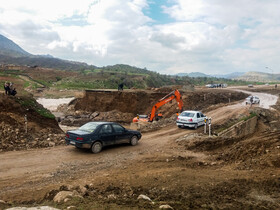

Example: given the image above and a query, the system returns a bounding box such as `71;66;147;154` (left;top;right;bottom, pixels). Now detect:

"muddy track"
0;89;278;202
0;125;191;201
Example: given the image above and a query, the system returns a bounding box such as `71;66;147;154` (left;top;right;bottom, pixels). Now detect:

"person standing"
4;81;10;95
9;82;13;90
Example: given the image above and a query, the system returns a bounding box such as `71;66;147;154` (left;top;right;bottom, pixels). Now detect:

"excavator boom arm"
149;89;183;121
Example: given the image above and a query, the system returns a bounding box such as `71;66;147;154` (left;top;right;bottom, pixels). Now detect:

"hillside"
0;34;30;57
237;71;280;82
176;72;210;78
0;34;270;88
0;34;93;71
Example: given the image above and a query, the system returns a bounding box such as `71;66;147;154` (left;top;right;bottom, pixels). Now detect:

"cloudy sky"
0;0;279;75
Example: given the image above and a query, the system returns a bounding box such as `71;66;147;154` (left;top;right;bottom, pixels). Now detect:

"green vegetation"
1;63;271;91
36;108;55;119
241;112;257;121
17;97;55;119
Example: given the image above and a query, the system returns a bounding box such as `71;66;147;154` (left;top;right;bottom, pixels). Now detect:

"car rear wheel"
194;123;198;129
91;141;102;154
130;135;138;146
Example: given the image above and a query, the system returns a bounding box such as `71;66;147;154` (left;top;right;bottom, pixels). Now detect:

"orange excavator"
133;89;184;122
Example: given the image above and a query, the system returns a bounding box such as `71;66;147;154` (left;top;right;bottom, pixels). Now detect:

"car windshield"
78;122;100;133
181;112;195;117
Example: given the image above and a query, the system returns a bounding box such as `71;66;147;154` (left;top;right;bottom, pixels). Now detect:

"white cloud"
0;0;279;74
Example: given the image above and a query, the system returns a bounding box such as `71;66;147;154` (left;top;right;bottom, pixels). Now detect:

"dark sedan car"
65;122;142;153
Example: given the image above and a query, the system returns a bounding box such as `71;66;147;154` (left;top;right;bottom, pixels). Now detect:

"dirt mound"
68;89;248;124
60;110;135;126
217;130;280;169
178;116;280;170
0;94;64;152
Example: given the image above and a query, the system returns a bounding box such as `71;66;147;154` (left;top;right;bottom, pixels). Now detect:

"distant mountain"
176;72;210;77
0;34;93;70
236;71;280;82
0;34;30;57
176;71;246;79
212;72;245;79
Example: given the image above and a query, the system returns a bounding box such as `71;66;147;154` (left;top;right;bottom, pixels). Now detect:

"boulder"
159;204;174;209
137;194;152;202
53;191;83;203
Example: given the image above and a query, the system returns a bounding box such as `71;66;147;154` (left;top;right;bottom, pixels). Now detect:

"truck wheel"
130;136;138;146
91;141;102;154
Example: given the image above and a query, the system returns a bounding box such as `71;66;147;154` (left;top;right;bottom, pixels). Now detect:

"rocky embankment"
0;94;64;152
0;122;65;151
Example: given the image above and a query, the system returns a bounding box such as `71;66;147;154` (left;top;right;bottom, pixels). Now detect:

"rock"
159;204;174;209
107;194;117;199
137;194;152;202
0;200;7;209
53;191;83;203
67;206;77;210
78;185;88;196
48;142;56;147
64;198;71;203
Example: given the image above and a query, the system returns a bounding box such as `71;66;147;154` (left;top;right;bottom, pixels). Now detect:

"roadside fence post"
208;117;212;137
204;118;207;134
24;114;27;134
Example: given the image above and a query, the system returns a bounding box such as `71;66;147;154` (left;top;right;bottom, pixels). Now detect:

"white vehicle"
176;110;207;129
245;96;260;104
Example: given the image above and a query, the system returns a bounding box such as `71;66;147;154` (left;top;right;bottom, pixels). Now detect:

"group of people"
4;81;17;96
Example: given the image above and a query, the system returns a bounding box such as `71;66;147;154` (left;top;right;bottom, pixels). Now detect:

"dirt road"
0;125;195;201
0;89;279;208
235;89;278;109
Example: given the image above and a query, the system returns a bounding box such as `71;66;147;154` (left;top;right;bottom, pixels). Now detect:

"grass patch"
240;112;257;121
17;97;55;119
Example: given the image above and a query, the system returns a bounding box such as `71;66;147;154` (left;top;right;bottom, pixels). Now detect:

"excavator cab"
155;113;163;121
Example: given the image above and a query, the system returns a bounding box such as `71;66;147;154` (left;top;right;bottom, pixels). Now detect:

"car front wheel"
130;136;138;146
91;141;102;154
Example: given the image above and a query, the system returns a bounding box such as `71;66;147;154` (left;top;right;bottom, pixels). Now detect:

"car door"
98;124;115;146
112;124;131;144
196;112;201;125
200;113;206;125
